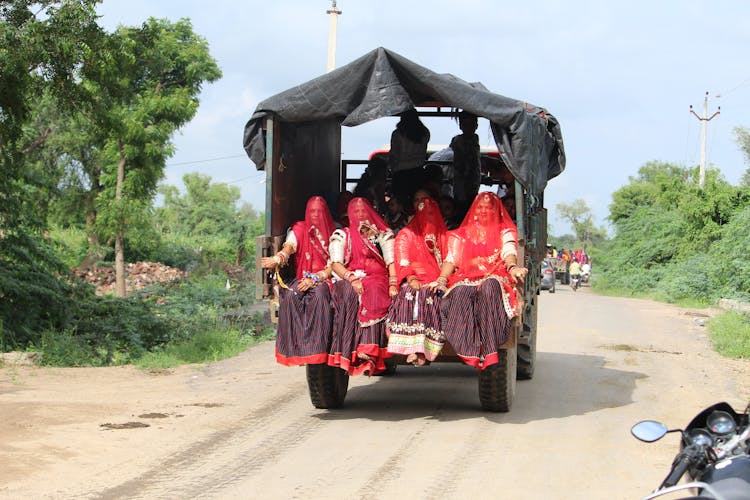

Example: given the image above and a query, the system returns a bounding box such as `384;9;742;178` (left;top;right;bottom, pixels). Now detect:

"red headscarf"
394;197;448;284
447;192;518;285
291;196;335;280
346;197;392;325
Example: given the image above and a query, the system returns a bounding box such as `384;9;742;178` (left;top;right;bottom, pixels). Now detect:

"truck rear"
243;47;565;412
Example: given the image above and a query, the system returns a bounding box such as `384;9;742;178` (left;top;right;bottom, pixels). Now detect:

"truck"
243;47;566;412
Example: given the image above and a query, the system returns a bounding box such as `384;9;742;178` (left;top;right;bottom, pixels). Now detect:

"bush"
708;312;750;359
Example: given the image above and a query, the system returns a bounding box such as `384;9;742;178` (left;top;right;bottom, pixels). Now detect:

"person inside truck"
447;111;482;218
430;192;528;370
259;196;336;366
328;197;397;376
384;193;408;234
387;197;448;366
353;155;388;217
389;108;430;209
334;190;354;228
438;194;460;230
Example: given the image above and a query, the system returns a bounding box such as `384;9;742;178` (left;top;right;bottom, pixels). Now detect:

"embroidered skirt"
275;278;333;366
328;279;389;375
440;277;511;370
386;284;445;361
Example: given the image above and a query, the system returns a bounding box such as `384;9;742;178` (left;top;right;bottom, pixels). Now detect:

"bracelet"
273;255;281;265
275;252;288;266
316;271;326;281
436;276;448;286
388;276;398;285
507;264;518;273
303;271;320;284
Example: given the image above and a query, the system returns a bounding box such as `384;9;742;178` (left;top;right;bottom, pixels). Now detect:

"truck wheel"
518;303;537;380
306;364;349;409
478;347;516;412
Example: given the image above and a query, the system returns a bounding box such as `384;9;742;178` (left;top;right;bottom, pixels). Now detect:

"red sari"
275;196;335;366
328;197;394;375
441;192;520;369
387;198;448;361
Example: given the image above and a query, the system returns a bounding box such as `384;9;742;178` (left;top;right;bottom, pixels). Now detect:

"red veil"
394;197;448;284
346;197;392;325
447;192;519;285
291;196;336;281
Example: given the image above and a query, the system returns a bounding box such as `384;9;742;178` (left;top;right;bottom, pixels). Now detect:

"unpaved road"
1;287;749;499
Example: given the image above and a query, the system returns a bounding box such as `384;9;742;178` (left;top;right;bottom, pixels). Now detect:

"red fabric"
291;196;336;281
447;192;518;285
346;197;392;325
394;197;448;284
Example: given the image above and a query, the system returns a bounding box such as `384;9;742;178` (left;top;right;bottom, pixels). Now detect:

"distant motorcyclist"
569;259;581;290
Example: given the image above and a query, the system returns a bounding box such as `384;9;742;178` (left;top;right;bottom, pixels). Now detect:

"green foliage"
707;311;750;359
596;161;749;304
555;199;607;248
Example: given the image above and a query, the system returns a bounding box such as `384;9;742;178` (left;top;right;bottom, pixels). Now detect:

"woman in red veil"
328;197;397;376
387;197;448;365
260;196;335;366
430;192;528;369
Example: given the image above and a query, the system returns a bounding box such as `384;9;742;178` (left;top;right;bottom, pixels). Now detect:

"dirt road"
1;287;748;499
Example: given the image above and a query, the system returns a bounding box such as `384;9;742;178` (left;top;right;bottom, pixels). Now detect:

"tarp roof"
243;47;565;195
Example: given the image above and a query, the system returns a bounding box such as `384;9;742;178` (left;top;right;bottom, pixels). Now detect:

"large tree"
555;199;607;249
78;18;221;296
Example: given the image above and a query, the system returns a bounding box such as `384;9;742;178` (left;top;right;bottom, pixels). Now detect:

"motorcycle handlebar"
661;445;701;489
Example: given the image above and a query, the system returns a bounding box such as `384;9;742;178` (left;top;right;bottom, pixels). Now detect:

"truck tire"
518;301;537;380
478;347;516;412
306;364;349;409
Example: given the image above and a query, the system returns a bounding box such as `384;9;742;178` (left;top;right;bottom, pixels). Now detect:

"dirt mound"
73;262;186;295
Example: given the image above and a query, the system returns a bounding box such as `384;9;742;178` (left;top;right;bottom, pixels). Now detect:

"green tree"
734;126;750;187
0;1;103;348
81;18;222;296
555;199;607;249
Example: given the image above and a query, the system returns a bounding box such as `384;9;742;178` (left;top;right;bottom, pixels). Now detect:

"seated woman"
430;192;528;369
387;197;448;366
260;196;336;366
328;197;397;376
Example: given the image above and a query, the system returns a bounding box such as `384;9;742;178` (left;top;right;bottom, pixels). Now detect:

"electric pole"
326;1;342;73
689;92;721;189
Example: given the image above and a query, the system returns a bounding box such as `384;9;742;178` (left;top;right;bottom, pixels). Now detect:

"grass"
707;311;750;359
134;324;275;370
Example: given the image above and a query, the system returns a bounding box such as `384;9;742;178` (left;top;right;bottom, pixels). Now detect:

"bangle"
273;255;281;265
303;271;320;283
276;252;288;266
316;271;326;281
507;264;518;273
388;276;398;285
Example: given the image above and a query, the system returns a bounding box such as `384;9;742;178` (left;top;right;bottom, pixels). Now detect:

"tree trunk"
115;143;127;298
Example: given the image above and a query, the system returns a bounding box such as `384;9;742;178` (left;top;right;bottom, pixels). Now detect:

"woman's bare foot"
406;353;418;365
414;353;427;366
357;351;373;363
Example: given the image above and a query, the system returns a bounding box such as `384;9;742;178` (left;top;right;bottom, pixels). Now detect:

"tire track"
91;382;312;499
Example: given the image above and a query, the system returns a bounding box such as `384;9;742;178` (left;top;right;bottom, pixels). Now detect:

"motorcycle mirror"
631;420;669;442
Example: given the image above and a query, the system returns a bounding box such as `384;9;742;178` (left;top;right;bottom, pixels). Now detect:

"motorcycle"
570;273;581;291
631;401;750;500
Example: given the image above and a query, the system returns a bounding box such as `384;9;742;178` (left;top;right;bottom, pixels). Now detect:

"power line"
167;154;246;167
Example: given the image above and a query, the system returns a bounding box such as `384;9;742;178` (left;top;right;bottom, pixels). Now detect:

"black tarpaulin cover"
243;47;565;195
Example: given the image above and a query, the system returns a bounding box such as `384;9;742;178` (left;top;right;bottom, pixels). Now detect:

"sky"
96;0;750;235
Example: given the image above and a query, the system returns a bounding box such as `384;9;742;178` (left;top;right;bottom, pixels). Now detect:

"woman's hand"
297;277;315;292
389;284;399;298
351;278;364;295
408;277;421;291
260;256;277;269
510;266;528;284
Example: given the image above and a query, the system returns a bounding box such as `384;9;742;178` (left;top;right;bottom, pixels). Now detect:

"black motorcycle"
631;401;750;500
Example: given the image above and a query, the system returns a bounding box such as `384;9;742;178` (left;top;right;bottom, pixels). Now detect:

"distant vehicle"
551;258;570;284
541;259;555;293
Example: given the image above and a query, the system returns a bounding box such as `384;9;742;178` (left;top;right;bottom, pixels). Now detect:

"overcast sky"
96;0;750;235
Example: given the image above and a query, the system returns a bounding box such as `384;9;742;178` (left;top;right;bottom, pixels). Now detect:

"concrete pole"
689;92;721;189
326;1;342;73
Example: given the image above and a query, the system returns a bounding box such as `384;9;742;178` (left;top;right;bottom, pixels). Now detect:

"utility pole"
326;1;342;73
689;92;721;189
